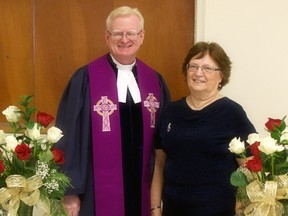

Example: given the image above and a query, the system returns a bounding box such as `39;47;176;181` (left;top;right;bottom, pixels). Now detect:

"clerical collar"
110;55;141;104
110;54;136;70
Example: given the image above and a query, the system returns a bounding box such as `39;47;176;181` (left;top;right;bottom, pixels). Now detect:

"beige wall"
196;0;288;134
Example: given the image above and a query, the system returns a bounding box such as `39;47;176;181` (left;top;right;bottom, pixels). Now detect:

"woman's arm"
150;149;166;216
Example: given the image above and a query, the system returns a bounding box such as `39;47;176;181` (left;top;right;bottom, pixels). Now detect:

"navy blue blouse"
157;97;256;216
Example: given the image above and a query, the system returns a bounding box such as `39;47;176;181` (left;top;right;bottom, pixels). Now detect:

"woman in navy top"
150;42;256;216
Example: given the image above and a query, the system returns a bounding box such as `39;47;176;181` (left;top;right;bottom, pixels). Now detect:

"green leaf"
230;170;249;187
25;121;35;129
279;120;286;132
19;95;33;107
12;154;25;174
26;107;36;116
41;150;54;162
275;161;288;175
271;130;281;142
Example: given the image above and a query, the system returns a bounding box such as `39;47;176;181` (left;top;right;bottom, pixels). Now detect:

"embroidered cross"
94;96;117;132
144;93;160;128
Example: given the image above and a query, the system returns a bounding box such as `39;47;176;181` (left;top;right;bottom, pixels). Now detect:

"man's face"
105;14;144;64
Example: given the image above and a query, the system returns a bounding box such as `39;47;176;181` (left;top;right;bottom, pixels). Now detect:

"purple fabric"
88;54;160;216
136;59;161;216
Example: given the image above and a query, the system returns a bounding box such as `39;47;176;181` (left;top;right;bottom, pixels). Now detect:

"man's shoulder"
88;53;109;66
136;58;154;70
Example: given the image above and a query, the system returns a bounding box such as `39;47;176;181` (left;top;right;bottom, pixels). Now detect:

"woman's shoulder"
160;97;187;119
217;97;250;120
165;97;186;109
220;97;245;110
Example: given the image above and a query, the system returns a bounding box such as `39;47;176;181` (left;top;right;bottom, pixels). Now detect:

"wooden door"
0;0;194;129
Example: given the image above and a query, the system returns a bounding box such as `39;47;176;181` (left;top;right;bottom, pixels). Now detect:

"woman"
150;42;256;216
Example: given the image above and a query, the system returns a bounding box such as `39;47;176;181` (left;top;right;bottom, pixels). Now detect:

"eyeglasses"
186;63;221;73
107;30;143;40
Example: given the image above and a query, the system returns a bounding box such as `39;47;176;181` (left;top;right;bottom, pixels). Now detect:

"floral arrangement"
228;117;288;215
0;96;70;216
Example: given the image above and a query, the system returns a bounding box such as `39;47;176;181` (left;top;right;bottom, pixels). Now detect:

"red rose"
51;147;65;164
265;118;282;131
37;112;54;127
246;156;262;172
0;160;5;173
249;142;261;157
15;143;32;160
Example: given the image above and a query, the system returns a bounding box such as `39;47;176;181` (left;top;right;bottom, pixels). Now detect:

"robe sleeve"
157;72;171;113
55;66;93;195
153;72;171;149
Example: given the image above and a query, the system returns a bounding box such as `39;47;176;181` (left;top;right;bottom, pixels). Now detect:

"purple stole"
88;54;161;216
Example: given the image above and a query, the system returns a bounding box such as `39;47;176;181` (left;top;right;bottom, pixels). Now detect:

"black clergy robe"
56;54;170;216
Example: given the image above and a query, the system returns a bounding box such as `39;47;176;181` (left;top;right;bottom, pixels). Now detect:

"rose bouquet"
0;96;70;216
228;117;288;216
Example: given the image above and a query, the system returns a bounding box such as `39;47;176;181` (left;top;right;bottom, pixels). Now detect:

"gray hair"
106;6;144;31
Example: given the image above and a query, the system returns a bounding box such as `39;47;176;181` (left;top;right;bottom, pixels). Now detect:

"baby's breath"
44;178;60;194
0;96;70;215
36;161;50;179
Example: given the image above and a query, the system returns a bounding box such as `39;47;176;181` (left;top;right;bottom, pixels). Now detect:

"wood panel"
136;0;194;100
0;0;194;129
114;0;193;100
34;0;113;116
0;0;34;128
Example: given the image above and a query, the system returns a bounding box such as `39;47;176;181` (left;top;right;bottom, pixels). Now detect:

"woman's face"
186;53;223;95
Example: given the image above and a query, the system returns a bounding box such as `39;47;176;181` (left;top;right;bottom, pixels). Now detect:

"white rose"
247;133;261;145
2;106;21;122
0;130;6;143
228;137;245;154
259;136;284;155
25;124;42;140
5;135;18;151
47;126;63;143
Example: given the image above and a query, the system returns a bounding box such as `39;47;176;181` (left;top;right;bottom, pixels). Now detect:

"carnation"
229;116;288;215
0;96;70;215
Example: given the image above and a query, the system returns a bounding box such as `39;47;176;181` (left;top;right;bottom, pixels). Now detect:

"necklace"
186;93;222;110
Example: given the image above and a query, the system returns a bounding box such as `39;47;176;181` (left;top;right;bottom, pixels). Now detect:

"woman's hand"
151;208;162;216
63;195;81;216
235;200;243;215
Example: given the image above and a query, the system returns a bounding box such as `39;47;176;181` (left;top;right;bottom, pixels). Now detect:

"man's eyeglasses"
107;30;143;40
186;63;221;73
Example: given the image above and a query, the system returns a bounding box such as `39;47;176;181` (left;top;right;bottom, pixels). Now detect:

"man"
56;6;170;216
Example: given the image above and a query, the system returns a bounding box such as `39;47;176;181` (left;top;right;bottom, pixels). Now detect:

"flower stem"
18;202;33;216
271;156;275;179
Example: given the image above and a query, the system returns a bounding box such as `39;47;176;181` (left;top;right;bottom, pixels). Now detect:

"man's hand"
63;195;81;216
